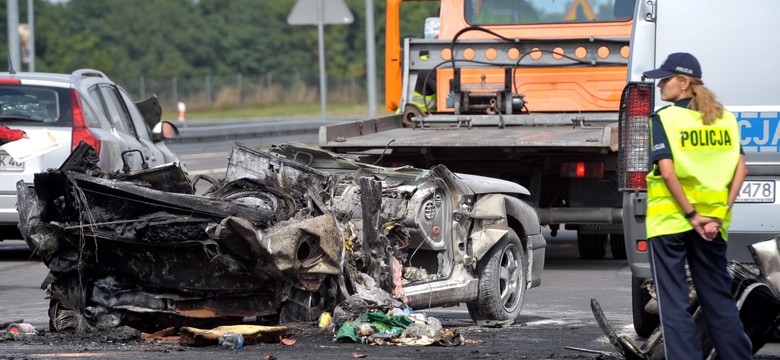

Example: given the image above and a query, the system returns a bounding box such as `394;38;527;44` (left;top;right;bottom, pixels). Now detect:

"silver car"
0;69;179;241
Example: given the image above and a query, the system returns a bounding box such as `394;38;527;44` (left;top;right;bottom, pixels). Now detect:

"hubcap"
499;243;521;312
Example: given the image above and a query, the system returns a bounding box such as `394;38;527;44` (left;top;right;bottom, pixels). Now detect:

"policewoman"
644;52;751;359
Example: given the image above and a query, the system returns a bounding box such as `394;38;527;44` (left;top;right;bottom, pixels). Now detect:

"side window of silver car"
119;88;152;141
98;85;136;137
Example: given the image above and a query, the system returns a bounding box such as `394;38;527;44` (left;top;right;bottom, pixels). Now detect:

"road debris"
6;323;36;334
217;333;244;349
179;325;286;347
334;307;465;346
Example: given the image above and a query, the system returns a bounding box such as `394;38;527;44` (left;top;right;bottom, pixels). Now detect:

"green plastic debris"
335;322;360;343
391;315;413;328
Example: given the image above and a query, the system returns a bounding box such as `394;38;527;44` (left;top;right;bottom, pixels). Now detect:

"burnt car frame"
19;142;545;332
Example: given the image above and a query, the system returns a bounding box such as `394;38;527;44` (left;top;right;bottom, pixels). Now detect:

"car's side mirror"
135;95;162;131
152;121;179;141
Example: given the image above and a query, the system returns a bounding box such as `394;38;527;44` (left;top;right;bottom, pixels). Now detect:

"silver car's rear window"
0;85;72;127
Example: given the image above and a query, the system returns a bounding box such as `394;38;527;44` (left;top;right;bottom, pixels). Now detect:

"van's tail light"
636;239;648;252
70;89;102;154
618;82;654;191
560;162;604;178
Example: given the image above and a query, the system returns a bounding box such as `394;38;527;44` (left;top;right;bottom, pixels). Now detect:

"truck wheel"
610;234;627;260
577;232;606;259
467;229;528;325
632;276;659;337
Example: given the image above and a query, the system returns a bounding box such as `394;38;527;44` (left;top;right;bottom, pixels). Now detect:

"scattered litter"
6;323;36;334
279;335;296;346
141;327;178;342
218;333;244;349
334;307;464;347
0;319;24;330
318;312;333;330
179;325;287;347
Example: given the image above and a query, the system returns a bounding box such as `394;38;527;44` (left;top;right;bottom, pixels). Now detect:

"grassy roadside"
162;103;390;121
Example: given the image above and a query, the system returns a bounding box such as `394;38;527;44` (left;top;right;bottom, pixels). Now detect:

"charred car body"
18;142;545;332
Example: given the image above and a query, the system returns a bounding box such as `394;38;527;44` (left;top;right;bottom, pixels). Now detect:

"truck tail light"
70;89;102;154
618;82;654;191
560;162;604;178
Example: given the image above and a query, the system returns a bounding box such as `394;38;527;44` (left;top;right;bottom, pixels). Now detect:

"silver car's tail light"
70;89;102;154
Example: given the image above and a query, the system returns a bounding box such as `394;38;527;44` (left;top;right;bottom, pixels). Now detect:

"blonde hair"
682;75;724;125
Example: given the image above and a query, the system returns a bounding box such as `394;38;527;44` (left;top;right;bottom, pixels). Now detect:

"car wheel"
610;234;627;260
577;232;607;259
632;276;659;337
467;229;528;325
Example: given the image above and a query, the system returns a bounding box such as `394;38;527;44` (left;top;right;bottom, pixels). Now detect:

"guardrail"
169;118;334;144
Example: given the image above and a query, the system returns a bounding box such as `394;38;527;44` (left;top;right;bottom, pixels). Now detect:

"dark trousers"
649;229;752;359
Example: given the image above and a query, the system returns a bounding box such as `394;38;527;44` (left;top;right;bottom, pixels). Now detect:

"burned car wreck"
18;142;545;333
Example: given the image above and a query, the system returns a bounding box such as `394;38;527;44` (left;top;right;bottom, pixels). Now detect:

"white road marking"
523;319;570;326
178;152;229;160
188;168;226;176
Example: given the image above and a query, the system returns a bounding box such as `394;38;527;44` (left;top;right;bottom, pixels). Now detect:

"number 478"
741;182;773;198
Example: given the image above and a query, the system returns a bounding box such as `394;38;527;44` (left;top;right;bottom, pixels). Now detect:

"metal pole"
26;0;34;72
317;0;327;120
7;0;20;72
139;76;145;99
365;0;377;117
172;77;178;107
205;74;211;107
237;73;243;107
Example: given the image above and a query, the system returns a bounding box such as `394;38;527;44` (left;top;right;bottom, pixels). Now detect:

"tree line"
0;0;438;94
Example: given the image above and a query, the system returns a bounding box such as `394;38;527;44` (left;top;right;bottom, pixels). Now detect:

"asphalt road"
5;230;780;359
0;230;633;359
2;138;780;358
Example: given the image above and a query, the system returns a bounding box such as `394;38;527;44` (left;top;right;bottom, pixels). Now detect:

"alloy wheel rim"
499;243;521;312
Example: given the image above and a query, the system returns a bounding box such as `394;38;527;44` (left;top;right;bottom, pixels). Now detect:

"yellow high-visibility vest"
411;90;436;112
645;106;740;240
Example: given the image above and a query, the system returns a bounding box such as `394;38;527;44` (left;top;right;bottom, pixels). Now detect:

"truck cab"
619;0;780;336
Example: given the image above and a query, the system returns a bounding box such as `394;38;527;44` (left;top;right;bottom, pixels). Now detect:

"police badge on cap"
643;52;702;79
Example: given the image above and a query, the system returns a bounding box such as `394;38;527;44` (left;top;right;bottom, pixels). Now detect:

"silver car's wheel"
467;229;528;325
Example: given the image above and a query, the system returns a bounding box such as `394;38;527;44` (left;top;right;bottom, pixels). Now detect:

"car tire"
577;232;607;259
632;276;659;337
610;234;627;260
467;229;528;325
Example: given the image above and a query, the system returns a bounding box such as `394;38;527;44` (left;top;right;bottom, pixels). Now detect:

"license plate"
736;180;775;203
0;153;24;171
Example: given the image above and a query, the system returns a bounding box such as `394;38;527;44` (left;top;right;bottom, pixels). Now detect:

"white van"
619;0;780;336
